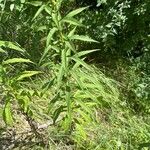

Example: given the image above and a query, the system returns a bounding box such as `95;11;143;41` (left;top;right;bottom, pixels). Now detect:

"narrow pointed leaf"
46;27;58;47
65;7;88;18
3;101;13;125
71;56;91;70
44;5;52;15
3;58;33;65
17;71;42;81
62;18;84;26
0;41;24;52
39;45;52;64
68;27;76;37
32;4;45;20
53;106;65;123
74;49;99;57
70;35;99;43
26;1;43;6
0;47;6;53
57;65;64;89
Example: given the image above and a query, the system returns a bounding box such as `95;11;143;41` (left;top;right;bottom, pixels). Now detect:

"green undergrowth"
0;0;150;150
1;67;150;150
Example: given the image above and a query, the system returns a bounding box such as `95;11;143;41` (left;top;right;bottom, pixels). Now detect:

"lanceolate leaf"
53;106;65;123
44;5;52;15
75;98;93;115
68;27;77;37
3;58;33;65
32;4;45;20
71;56;91;70
18;98;29;113
65;41;76;53
57;65;64;89
74;49;99;57
62;18;84;26
0;41;24;52
46;27;58;47
17;71;42;81
26;1;43;6
0;47;6;53
65;7;88;18
70;35;99;43
3;101;13;125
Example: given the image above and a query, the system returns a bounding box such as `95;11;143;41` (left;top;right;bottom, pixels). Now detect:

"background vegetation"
0;0;150;149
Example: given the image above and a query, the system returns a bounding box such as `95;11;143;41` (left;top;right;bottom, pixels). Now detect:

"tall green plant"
30;1;119;144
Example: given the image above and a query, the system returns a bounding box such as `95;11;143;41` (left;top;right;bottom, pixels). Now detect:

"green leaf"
53;106;65;123
72;58;86;70
26;1;43;7
74;49;99;57
75;98;93;116
68;27;76;37
51;13;60;28
51;45;60;53
76;124;87;140
3;58;33;65
44;5;52;15
0;41;24;52
0;47;6;53
65;41;76;53
56;0;63;10
3;101;13;125
37;26;47;32
65;7;88;18
46;27;58;47
32;4;45;20
61;49;67;70
62;18;84;26
57;65;64;89
66;90;72;130
71;71;84;89
71;56;91;70
18;98;28;113
70;35;99;43
39;45;52;64
17;71;42;81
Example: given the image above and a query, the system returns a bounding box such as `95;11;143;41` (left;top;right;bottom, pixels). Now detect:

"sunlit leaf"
0;41;24;52
53;105;65;123
46;27;58;47
74;49;99;57
68;27;76;37
62;18;84;26
26;1;43;6
65;7;88;18
32;4;45;20
3;58;33;65
3;101;13;125
17;71;42;81
44;5;52;15
71;56;91;70
57;65;64;89
70;35;99;43
0;47;6;53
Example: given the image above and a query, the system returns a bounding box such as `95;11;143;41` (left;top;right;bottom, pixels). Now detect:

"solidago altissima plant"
0;0;119;146
0;1;150;149
29;0;120;144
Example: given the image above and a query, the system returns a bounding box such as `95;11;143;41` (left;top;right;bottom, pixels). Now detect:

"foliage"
0;0;150;149
74;0;150;60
